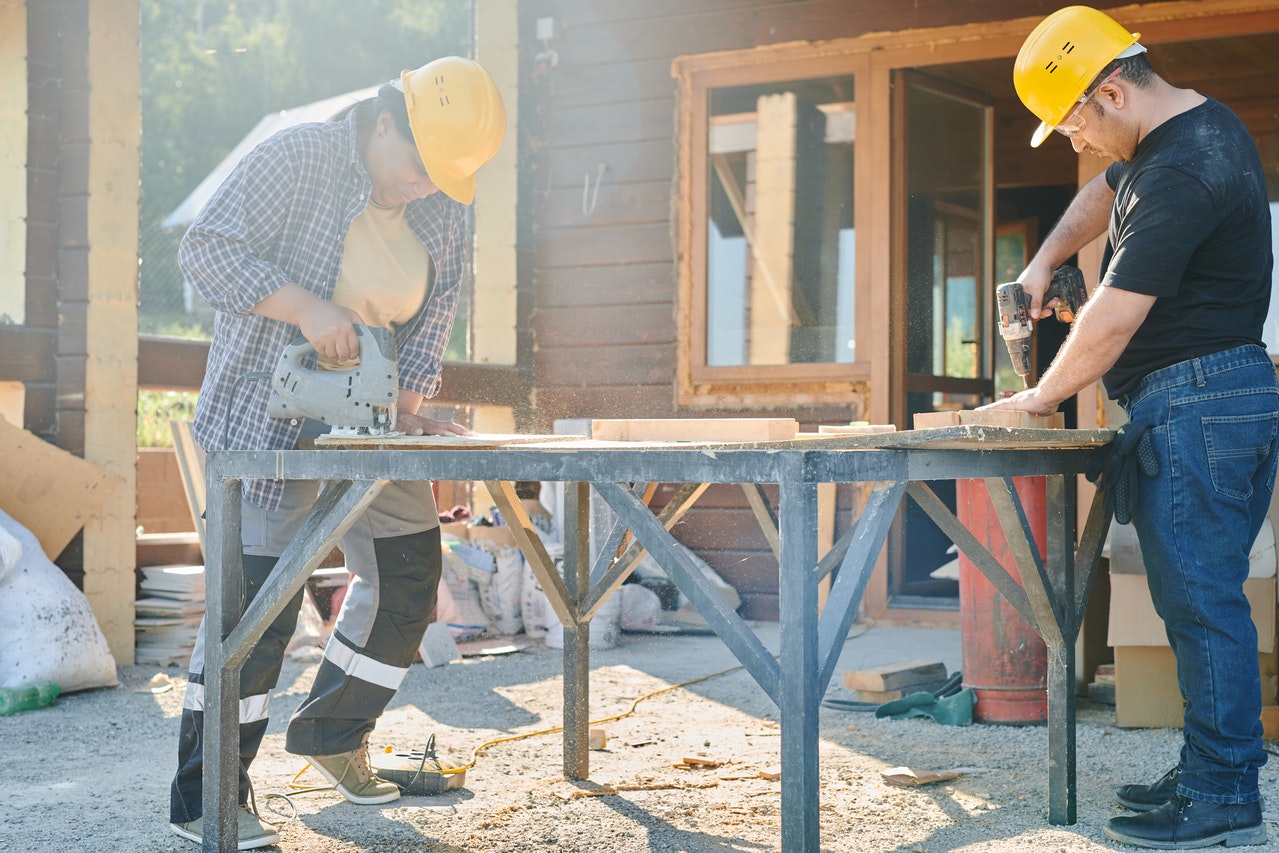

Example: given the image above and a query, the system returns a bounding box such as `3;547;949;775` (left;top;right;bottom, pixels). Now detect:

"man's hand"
394;412;474;438
978;387;1061;417
1017;261;1060;322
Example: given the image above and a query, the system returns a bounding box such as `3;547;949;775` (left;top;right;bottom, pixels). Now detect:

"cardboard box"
1115;645;1279;728
1108;574;1275;652
1108;517;1276;578
1110;574;1279;728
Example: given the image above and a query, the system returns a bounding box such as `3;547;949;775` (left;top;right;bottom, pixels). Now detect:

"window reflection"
705;77;856;366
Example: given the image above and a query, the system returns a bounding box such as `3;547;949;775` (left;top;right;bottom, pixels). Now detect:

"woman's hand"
298;301;366;362
394;412;474;437
253;284;366;361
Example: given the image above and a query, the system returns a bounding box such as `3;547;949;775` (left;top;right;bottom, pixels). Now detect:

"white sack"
440;548;489;642
0;509;117;692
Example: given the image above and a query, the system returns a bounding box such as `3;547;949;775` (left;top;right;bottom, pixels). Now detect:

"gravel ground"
5;623;1279;853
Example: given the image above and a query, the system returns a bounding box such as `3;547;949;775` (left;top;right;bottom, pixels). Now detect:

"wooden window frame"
672;0;1274;416
673;48;873;407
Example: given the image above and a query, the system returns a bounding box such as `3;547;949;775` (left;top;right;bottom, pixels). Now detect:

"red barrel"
956;477;1048;724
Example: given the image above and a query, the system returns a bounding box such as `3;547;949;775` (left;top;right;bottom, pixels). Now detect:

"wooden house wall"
517;0;1072;618
15;1;93;581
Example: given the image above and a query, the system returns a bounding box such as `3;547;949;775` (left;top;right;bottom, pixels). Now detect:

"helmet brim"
1030;120;1054;148
427;168;476;205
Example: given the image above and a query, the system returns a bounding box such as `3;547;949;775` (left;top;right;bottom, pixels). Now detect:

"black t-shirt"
1100;97;1273;398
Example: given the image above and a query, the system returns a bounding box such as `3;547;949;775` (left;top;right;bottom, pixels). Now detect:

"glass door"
891;71;995;604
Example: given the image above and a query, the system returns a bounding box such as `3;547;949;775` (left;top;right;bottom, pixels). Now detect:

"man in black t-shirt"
985;6;1277;849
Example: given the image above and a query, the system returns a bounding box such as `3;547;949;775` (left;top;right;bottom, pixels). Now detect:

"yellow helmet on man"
398;56;506;204
1013;6;1145;148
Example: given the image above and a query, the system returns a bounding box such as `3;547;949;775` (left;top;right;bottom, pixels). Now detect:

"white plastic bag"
440;548;489;642
620;583;662;632
0;509;117;692
467;540;524;636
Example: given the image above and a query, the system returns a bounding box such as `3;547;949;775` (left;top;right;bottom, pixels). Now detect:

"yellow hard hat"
399;57;506;204
1013;6;1143;148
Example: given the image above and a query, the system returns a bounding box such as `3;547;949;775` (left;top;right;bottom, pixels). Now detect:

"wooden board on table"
848;425;1113;451
913;410;1064;430
314;432;573;449
590;418;798;443
816;423;897;435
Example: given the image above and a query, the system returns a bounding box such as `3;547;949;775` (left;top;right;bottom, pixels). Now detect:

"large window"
706;78;856;367
674;54;869;406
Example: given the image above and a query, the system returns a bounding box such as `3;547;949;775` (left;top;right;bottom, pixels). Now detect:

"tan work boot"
303;733;401;805
169;805;280;850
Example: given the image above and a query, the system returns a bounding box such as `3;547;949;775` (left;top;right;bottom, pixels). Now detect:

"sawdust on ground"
6;624;1279;852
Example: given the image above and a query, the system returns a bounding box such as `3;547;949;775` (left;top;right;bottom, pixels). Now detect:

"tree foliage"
140;0;471;228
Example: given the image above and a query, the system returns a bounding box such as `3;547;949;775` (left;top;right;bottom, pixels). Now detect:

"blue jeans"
1119;344;1279;804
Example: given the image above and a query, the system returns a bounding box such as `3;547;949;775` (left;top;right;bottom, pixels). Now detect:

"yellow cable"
289;603;893;790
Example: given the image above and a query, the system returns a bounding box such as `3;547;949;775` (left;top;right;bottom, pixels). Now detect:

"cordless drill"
996;265;1088;389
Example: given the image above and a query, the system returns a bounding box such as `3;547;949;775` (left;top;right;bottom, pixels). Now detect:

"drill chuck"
996;265;1087;387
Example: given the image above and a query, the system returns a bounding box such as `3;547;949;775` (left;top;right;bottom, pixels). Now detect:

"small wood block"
590;418;798;443
881;766;963;788
853;679;950;703
816;423;898;435
1087;681;1116;705
843;660;948;692
913;410;1064;430
912;411;962;429
679;753;722;768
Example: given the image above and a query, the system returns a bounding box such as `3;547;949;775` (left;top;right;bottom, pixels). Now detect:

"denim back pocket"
1201;411;1279;500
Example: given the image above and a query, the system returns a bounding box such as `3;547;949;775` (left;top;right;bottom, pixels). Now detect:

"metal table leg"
777;478;821;851
562;482;591;780
202;476;387;853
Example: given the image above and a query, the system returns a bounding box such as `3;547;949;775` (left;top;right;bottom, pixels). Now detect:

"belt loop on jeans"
1192;357;1206;387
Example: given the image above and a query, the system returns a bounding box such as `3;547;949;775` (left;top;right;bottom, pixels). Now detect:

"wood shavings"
881;766;964;788
552;778;719;800
673;752;722;769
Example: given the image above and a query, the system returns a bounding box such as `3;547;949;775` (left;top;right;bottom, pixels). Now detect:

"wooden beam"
137;336;208;391
82;0;140;662
0;326;55;383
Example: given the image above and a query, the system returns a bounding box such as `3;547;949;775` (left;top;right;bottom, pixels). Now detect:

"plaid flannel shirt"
183;109;467;510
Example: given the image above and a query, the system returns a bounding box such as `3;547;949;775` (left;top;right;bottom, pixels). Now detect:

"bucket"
955;477;1049;724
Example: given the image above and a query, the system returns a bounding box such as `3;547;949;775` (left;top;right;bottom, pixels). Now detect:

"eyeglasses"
1054;68;1122;138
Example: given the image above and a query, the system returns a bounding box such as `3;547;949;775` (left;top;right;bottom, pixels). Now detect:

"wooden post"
81;0;141;662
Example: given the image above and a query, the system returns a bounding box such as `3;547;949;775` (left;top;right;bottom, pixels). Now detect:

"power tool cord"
282;594;894;803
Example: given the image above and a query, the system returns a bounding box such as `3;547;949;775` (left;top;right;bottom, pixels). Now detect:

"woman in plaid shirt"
169;57;505;850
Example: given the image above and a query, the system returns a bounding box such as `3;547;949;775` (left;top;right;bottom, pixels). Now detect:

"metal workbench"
199;425;1114;852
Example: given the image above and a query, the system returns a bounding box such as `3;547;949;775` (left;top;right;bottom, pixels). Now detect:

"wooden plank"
534;303;674;349
0;414;125;560
0;326;56;383
138;336;208;391
590;418;798;442
843;660;947;692
535;344;674;387
535;262;676;309
814;423;897;435
914;409;1064;430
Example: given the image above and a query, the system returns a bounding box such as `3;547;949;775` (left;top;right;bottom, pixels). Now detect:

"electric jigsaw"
267;324;399;436
996;265;1088;388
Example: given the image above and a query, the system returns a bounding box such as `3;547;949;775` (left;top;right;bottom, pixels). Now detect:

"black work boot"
1116;766;1181;812
1104;794;1265;849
